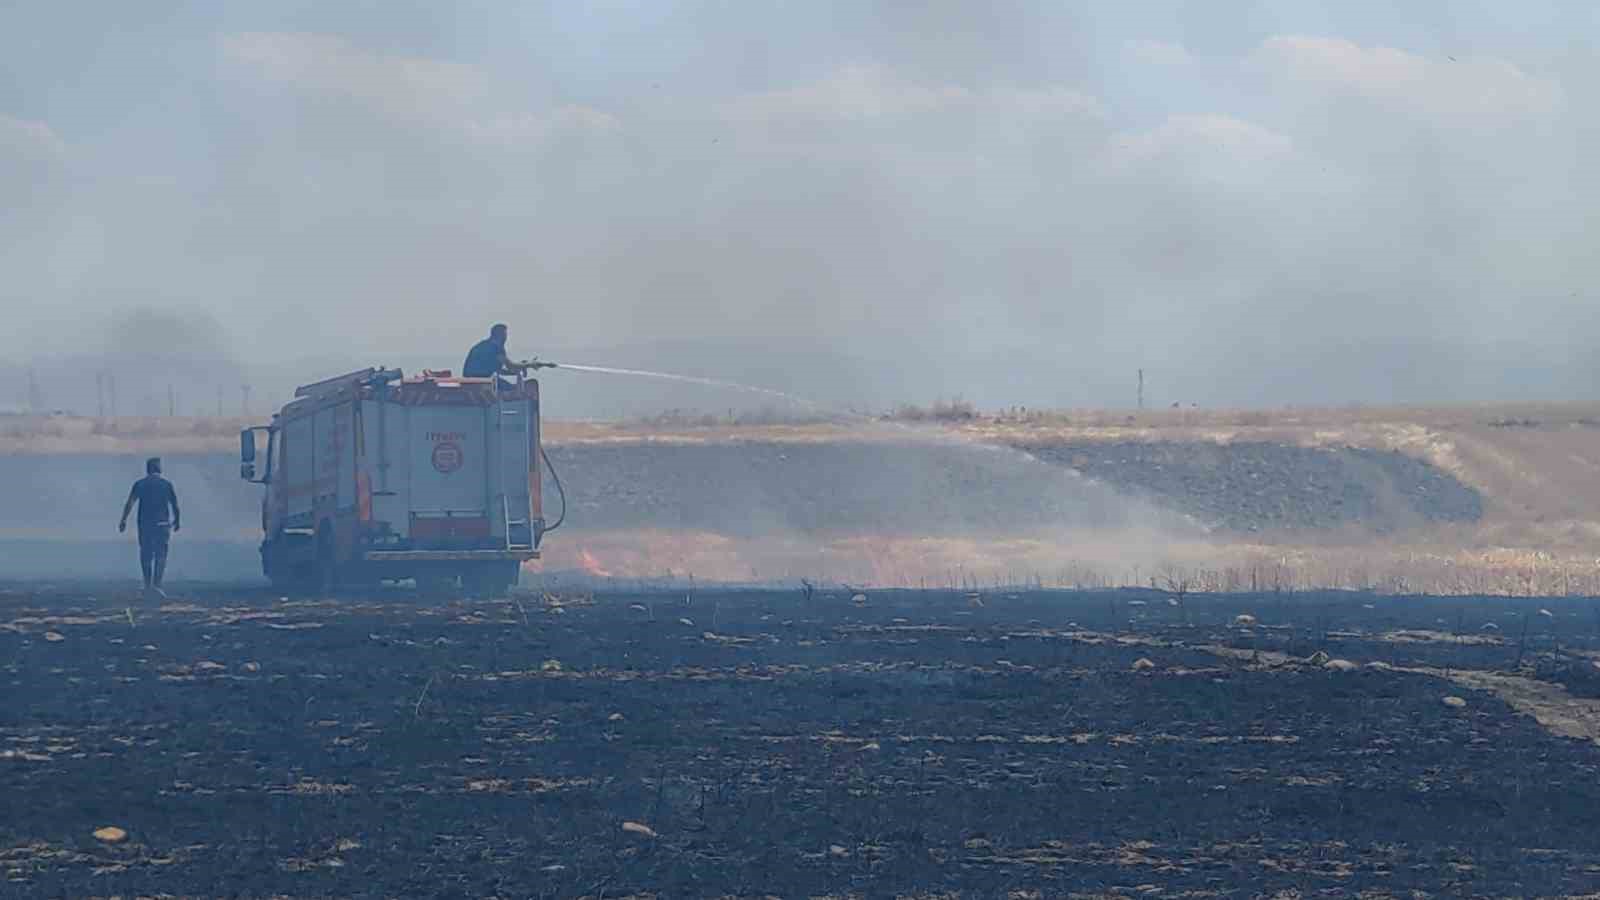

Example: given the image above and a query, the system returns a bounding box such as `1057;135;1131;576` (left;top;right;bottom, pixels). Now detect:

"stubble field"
5;582;1600;898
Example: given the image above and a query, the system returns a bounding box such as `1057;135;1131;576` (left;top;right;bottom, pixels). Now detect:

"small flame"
578;548;613;578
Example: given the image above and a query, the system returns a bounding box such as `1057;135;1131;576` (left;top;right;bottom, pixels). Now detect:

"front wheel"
263;534;316;594
316;527;339;596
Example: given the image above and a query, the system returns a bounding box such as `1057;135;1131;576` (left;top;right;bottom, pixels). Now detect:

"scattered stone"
1132;658;1156;671
1323;659;1359;672
1232;614;1257;627
621;821;657;838
859;741;881;751
678;617;694;627
241;661;261;673
43;631;65;643
1365;661;1393;670
540;659;563;672
829;844;849;857
1481;622;1500;632
608;712;624;722
1442;696;1468;709
851;593;868;606
1305;650;1330;666
93;826;128;844
1539;608;1554;618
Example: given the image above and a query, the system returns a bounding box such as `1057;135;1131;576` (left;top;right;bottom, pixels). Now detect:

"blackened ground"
1019;441;1483;533
3;584;1600;897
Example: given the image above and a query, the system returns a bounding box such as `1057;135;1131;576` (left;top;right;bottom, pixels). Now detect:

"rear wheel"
415;572;460;598
463;562;519;598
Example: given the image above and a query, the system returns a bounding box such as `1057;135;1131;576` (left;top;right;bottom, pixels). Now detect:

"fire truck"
239;366;558;594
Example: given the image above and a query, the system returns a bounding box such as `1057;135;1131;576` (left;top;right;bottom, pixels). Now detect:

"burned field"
5;585;1600;898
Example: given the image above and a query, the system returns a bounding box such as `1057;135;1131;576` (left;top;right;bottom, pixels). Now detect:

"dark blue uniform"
126;474;180;587
463;338;506;378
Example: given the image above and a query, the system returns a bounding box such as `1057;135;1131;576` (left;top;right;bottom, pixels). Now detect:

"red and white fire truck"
239;366;556;594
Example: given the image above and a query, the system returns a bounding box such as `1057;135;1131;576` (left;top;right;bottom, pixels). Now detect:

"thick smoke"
2;309;248;416
1;5;1593;412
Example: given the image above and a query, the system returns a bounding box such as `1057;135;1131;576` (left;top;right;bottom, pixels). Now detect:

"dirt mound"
1018;441;1482;534
546;441;1189;537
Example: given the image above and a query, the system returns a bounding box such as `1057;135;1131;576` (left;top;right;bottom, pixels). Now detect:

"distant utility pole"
26;367;42;414
108;375;117;418
216;384;224;417
241;384;252;416
168;385;176;418
95;372;106;419
1137;369;1145;411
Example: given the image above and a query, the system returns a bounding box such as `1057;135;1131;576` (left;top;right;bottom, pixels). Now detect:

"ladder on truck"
495;371;534;551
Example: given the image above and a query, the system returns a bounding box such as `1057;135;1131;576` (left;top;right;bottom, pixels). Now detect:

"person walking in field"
118;457;181;599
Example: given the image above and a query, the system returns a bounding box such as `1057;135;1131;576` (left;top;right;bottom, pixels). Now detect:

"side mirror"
240;462;256;481
240;429;257;464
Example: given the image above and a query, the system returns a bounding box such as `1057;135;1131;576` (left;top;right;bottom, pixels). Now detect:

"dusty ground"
5;582;1600;897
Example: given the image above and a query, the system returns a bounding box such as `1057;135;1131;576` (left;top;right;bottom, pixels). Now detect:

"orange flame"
577;548;613;578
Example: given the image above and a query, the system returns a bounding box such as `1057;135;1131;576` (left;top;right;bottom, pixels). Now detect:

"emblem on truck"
431;441;464;474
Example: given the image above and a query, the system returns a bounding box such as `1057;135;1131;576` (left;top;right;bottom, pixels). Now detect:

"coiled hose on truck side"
540;445;566;534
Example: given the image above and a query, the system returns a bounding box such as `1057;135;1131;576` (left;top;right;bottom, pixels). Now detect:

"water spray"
548;362;836;415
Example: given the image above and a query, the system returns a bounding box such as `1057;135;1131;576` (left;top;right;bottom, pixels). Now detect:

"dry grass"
888;399;979;423
530;528;1600;597
0;415;258;455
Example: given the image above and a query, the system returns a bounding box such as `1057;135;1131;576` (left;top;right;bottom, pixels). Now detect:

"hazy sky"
3;2;1597;410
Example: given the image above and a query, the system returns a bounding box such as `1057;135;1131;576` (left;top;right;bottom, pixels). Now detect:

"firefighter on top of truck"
463;323;531;383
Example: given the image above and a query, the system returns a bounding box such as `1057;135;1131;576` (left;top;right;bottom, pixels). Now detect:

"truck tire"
415;572;460;598
464;562;520;598
316;525;339;596
264;533;316;594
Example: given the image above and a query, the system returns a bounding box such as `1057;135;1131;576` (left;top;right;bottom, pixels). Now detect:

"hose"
540;444;566;534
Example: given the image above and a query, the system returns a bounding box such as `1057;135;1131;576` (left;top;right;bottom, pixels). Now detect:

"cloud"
1254;36;1562;127
721;63;971;123
220;32;620;149
1106;114;1294;176
993;86;1103;120
0;114;65;159
220;32;490;123
467;105;622;145
721;63;1098;125
1125;39;1192;67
